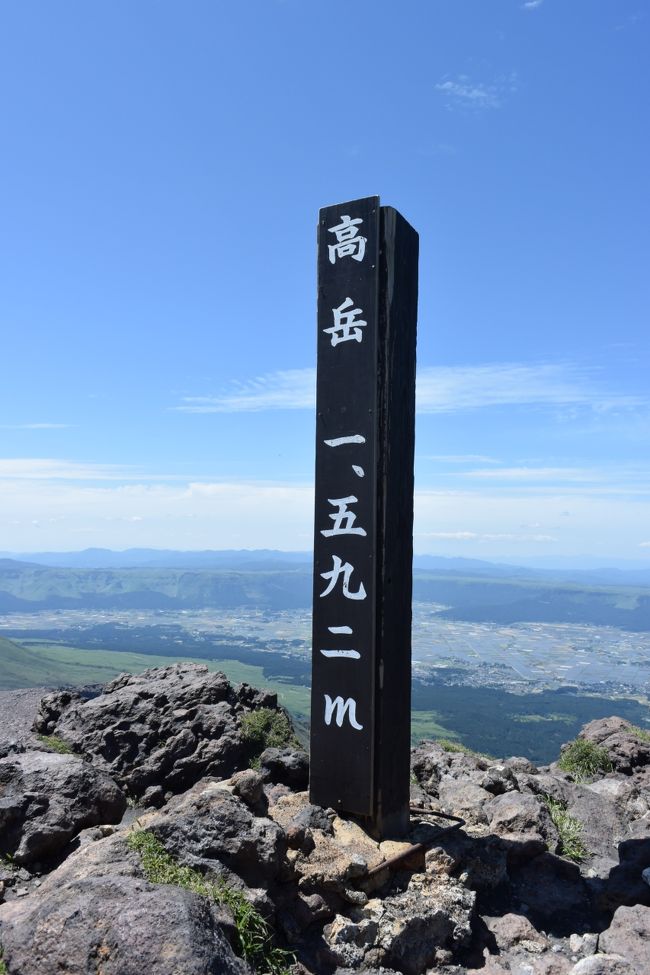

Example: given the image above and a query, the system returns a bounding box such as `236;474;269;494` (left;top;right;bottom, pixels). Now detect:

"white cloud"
435;73;518;111
522;0;544;9
176;362;645;417
0;478;314;551
2;473;650;558
639;542;650;549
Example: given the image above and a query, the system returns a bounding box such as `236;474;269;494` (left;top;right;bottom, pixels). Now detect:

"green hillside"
0;636;311;723
0;634;232;690
0;635;88;689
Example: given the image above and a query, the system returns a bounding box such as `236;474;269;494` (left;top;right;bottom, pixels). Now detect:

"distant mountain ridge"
1;553;649;629
0;548;312;570
3;547;650;586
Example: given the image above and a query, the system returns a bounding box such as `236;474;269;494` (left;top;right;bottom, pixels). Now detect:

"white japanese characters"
327;214;367;264
320;496;367;538
317;211;371;735
323;297;367;347
319;554;367;601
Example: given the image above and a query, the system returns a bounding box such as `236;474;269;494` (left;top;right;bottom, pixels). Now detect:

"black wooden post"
310;196;418;838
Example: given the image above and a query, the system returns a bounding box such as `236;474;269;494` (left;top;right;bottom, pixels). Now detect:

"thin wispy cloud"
176;362;645;416
0;459;165;481
435;73;518;111
417;363;645;414
0;423;71;430
420;531;557;543
463;466;599;482
177;368;316;414
424;454;500;464
522;0;544;10
460;465;650;492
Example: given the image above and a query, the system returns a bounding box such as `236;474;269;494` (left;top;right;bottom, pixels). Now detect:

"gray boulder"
599;904;650;974
0;872;249;975
486;791;558;863
260;746;309;789
565;787;626;874
570;957;636;975
0;751;125;865
483;912;549;952
410;741;490;797
147;779;287;889
438;779;492;825
34;664;289;803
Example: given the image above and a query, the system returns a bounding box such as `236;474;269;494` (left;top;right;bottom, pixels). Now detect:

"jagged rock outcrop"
578;717;650;779
0;672;649;975
32;663;292;805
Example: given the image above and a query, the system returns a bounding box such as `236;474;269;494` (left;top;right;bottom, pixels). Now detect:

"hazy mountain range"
1;550;649;630
3;548;650;586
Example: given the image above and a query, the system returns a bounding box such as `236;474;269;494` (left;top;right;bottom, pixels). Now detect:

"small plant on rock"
128;829;293;975
0;947;7;975
435;739;494;761
627;723;650;742
557;739;612;781
241;708;298;768
37;734;72;755
543;796;588;863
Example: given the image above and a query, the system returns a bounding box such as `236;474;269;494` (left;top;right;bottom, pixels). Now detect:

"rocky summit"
0;663;648;975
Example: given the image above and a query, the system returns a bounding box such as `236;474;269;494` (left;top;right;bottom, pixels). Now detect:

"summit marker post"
310;196;418;838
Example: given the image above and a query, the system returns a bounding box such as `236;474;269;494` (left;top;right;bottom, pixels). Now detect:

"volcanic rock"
0;846;248;975
32;663;287;803
0;750;125;865
147;778;288;889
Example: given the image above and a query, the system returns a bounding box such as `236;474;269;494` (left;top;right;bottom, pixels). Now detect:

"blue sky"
1;0;649;564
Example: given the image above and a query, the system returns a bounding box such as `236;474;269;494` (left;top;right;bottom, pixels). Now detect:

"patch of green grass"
0;947;7;975
410;710;454;744
557;738;613;781
128;830;292;975
240;708;298;768
37;734;72;754
544;796;588;862
627;723;650;742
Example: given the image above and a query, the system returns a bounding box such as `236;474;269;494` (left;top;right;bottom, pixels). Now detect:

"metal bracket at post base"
362;807;466;883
